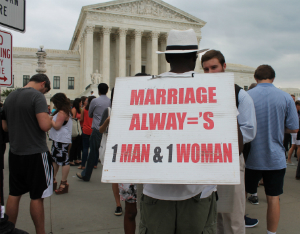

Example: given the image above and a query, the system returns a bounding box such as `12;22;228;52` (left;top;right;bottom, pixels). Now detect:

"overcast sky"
3;0;300;88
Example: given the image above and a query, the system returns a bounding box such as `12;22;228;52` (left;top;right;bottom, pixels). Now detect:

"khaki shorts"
139;192;217;234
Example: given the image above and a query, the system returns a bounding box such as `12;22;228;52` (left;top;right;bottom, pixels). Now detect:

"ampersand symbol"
153;147;163;163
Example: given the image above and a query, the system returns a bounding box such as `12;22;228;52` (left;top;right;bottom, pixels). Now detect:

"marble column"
99;33;103;76
151;31;160;75
130;34;135;76
102;26;112;86
118;28;128;77
79;36;85;91
159;34;167;73
115;34;119;78
146;35;152;74
134;29;143;75
164;33;170;72
84;25;94;89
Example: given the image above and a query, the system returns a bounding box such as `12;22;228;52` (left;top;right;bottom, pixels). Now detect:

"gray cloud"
5;0;300;88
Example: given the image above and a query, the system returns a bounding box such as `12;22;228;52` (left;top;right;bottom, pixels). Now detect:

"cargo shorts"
139;192;217;234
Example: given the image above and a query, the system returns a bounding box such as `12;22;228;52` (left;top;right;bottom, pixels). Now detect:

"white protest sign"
101;73;240;185
0;0;25;33
0;29;12;87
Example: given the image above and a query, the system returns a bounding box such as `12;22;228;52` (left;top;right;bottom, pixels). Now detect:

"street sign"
101;73;240;185
0;29;12;87
0;0;25;33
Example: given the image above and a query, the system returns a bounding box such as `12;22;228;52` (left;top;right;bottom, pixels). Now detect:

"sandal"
69;162;76;166
55;180;69;195
77;165;85;169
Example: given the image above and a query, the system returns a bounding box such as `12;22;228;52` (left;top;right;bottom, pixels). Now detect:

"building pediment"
85;0;205;25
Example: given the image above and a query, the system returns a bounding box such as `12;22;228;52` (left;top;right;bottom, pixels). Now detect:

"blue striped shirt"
237;89;257;144
246;83;299;170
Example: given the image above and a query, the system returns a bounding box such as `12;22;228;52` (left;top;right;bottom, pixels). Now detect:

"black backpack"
0;107;9;145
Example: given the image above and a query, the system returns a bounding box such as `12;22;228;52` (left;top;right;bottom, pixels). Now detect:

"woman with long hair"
81;96;88;109
50;93;72;194
69;98;82;166
78;96;96;169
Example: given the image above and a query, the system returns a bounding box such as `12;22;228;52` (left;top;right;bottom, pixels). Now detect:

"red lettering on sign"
203;112;214;130
184;88;196;104
156;89;166;105
179;88;184;104
120;144;133;162
141;113;148;130
141;144;150;162
144;89;155;105
167;88;177;104
191;143;200;163
166;113;177;130
130;87;217;106
0;35;3;45
176;112;187;130
131;144;141;162
177;144;191;163
208;87;217;103
149;113;166;130
130;90;144;105
214;143;223;163
223;143;232;163
196;87;207;104
129;114;140;130
201;143;213;163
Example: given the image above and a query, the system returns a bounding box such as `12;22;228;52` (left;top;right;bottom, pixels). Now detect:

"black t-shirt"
3;88;49;155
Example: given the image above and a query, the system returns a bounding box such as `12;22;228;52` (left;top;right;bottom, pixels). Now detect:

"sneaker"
114;206;122;216
245;215;259;228
248;195;259;205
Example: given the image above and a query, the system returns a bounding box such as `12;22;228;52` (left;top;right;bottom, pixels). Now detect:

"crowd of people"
0;29;299;234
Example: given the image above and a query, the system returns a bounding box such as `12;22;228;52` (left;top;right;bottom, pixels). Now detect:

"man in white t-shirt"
201;50;257;233
139;29;218;234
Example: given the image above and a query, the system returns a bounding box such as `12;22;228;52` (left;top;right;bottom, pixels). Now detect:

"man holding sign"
137;30;218;234
102;29;244;233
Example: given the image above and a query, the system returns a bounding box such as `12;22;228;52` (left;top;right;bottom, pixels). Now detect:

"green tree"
1;88;19;97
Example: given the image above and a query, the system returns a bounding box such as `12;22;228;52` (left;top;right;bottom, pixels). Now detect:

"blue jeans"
81;133;90;167
81;129;102;181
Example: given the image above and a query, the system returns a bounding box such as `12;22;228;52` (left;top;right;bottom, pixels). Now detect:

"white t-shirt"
143;71;217;200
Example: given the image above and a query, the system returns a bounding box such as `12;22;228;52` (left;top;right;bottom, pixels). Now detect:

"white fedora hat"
157;29;208;54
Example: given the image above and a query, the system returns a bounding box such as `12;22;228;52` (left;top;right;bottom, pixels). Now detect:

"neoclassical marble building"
6;0;258;102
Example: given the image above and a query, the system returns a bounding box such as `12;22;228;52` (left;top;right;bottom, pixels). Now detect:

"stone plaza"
2;140;300;234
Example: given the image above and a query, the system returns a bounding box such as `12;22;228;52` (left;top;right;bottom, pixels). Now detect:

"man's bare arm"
2;120;8;132
285;128;299;133
36;112;52;132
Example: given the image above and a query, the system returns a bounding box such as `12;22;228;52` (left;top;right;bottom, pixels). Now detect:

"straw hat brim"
156;48;209;54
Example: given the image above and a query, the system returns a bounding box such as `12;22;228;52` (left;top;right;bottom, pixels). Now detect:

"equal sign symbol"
187;117;199;125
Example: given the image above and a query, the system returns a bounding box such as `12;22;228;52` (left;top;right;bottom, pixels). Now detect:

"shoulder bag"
99;107;111;165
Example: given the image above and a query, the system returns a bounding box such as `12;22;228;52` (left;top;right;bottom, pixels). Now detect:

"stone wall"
5;47;81;102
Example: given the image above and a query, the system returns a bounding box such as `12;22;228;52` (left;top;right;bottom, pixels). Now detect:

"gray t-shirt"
99;107;109;127
89;95;111;130
3;87;49;155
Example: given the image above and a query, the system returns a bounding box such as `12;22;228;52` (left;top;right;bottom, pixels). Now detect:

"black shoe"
248;195;259;205
245;215;259;228
114;206;122;216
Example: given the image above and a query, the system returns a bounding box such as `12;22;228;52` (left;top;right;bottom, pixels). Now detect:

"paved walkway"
2;141;300;233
